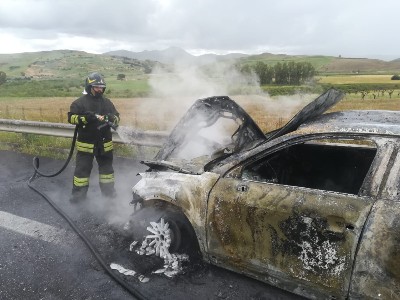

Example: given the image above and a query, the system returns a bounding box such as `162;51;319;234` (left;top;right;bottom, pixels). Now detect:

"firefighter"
67;72;120;203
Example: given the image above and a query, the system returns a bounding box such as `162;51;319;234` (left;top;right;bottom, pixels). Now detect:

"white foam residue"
299;239;346;276
131;217;190;278
110;263;149;283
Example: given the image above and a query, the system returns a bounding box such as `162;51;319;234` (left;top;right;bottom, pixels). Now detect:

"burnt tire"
129;206;199;256
162;215;182;253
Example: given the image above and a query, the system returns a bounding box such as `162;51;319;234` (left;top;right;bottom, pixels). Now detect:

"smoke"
264;93;315;119
131;61;318;135
125;60;265;133
149;61;262;99
96;61;317;226
41;158;146;228
100;61;265;225
82;160;147;226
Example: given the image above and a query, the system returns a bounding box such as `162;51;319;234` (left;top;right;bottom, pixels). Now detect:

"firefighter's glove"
85;112;97;123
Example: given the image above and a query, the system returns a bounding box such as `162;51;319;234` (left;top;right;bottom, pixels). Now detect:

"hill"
104;48;400;74
0;50;161;80
104;46;248;65
0;48;400;82
102;48;400;75
238;53;400;74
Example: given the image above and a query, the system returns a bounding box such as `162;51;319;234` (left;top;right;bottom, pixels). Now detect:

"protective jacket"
68;94;120;155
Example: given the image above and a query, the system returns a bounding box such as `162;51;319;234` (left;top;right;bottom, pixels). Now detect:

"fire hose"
26;120;148;300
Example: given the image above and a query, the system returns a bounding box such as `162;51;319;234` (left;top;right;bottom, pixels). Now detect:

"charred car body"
129;89;400;299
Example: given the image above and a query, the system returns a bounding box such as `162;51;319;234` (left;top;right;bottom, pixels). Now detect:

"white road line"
0;210;76;245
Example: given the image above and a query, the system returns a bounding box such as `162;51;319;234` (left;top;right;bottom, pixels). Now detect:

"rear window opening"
242;140;377;195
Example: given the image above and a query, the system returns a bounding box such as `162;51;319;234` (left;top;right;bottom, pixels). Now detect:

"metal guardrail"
0;119;168;147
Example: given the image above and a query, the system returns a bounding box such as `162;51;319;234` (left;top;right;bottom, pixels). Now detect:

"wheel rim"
145;218;172;258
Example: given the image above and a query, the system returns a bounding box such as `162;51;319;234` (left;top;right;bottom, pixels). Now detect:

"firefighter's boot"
69;187;88;203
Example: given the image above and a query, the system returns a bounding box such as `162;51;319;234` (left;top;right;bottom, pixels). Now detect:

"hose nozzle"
96;114;118;131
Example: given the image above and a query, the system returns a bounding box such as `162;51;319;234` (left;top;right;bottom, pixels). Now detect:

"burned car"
128;89;400;299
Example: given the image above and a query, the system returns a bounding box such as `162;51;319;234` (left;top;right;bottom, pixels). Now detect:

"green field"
318;74;399;84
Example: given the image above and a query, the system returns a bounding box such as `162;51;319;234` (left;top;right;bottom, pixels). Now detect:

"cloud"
0;0;399;60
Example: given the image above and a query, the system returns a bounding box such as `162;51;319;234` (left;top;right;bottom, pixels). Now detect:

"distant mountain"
104;48;400;73
103;47;248;65
0;49;399;81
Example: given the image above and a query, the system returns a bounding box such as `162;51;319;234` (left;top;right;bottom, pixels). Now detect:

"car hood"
264;88;344;142
155;96;266;161
148;89;344;173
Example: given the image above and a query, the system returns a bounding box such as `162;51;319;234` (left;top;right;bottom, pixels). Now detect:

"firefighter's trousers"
71;150;115;200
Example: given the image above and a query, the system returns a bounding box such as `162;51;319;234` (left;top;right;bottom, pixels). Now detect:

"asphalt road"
0;150;303;300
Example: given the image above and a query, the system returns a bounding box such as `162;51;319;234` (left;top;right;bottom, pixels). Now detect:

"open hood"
152;89;344;170
155;96;266;162
264;88;344;142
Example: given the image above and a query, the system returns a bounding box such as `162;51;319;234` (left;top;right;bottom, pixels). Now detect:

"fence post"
137;145;145;159
59;108;64;123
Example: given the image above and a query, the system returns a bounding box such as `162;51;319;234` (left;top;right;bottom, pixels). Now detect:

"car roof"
295;110;400;136
211;109;400;175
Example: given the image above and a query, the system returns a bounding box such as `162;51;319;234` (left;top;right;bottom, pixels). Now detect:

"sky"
0;0;399;61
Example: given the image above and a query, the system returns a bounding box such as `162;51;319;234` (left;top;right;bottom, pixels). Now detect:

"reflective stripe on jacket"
67;94;119;155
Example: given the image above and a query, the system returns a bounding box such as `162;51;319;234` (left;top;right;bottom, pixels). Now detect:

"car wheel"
129;206;199;256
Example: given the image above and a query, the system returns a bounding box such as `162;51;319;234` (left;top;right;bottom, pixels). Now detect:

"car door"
206;136;380;299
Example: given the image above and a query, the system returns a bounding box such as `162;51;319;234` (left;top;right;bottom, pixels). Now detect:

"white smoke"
96;61;318;225
149;61;262;99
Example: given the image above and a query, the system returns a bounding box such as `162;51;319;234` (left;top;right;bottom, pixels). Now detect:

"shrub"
391;74;400;80
0;71;6;85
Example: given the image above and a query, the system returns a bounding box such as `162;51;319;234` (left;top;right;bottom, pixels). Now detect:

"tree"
253;62;273;85
391;74;400;80
288;61;298;85
241;61;315;86
301;62;315;82
240;64;252;75
0;71;6;85
117;74;126;80
274;62;284;84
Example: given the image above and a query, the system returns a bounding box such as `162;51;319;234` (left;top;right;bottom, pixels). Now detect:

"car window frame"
224;132;389;198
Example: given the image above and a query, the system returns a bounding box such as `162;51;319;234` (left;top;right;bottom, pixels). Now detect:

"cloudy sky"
0;0;399;60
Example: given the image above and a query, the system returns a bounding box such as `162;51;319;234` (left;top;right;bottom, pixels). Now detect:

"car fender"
132;171;220;255
350;198;400;299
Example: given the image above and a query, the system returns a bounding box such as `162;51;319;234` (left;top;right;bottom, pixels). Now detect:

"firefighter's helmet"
84;72;106;96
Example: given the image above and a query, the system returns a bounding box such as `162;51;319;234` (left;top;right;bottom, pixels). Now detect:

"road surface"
0;150;302;300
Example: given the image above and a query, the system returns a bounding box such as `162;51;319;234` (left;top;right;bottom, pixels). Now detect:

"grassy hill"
0;50;163;97
1;49;400;80
238;53;400;75
0;49;159;79
1;49;400;98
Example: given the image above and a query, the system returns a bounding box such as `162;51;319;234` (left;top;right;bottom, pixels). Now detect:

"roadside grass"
0;131;156;160
0;132;73;159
